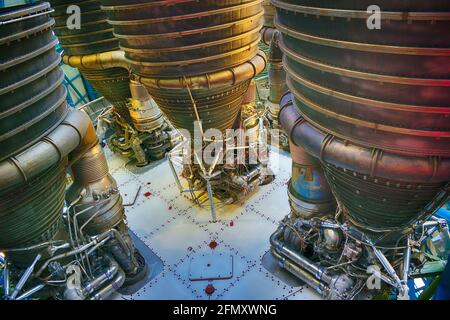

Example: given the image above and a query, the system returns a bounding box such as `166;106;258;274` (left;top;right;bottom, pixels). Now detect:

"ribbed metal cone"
50;0;131;117
79;67;132;121
0;160;67;265
51;0;118;55
0;2;68;162
147;81;251;137
100;0;264;136
0;3;69;263
275;1;450;239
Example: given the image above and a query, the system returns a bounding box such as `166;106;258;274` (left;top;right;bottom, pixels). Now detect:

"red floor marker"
205;284;215;295
209;241;218;249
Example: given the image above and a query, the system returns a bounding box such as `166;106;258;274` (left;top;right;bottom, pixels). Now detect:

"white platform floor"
106;147;321;300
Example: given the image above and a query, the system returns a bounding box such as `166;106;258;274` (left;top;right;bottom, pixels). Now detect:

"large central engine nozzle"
276;0;450;243
99;0;266;137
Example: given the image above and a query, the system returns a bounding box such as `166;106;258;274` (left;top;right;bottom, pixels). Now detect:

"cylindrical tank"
276;1;450;243
99;0;266;137
50;0;131;119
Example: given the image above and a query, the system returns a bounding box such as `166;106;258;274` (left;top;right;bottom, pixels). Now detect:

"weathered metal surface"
276;1;450;240
101;0;263;77
0;160;66;265
262;0;275;27
51;0;118;55
79;67;131;120
100;0;265;136
50;0;131;118
275;0;450;157
0;2;68;161
147;81;251;136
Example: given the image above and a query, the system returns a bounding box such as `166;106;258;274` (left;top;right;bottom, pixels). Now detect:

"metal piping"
82;255;120;297
3;258;10;297
15;284;46;301
9;254;42;300
0;109;91;192
279;93;450;184
270;226;333;285
271;249;328;296
136;52;267;90
261;26;275;46
63;51;129;71
90;267;125;300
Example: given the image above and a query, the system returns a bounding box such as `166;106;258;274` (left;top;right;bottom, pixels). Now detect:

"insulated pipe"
137;52;267;91
279;93;450;184
63;51;129;71
63;50;267;91
0;109;91;192
261;26;275;46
